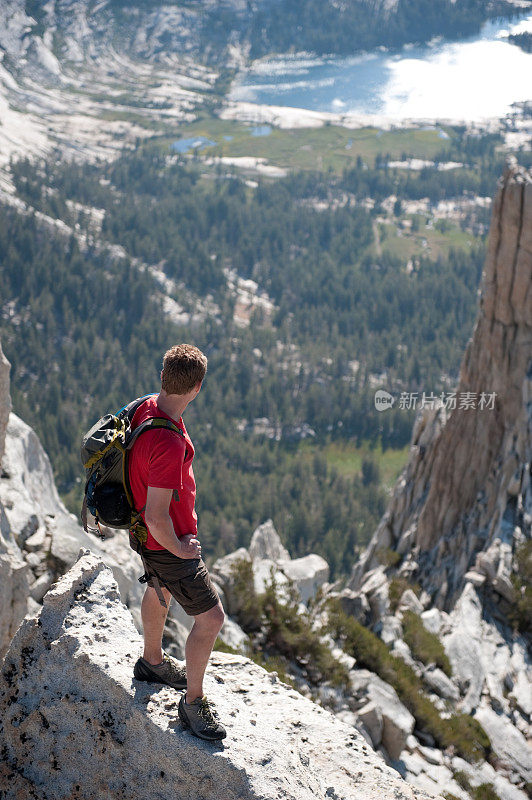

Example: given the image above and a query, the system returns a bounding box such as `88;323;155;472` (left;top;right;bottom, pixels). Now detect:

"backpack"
80;394;185;543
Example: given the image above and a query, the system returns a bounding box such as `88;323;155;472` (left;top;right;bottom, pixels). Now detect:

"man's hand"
145;486;201;558
177;534;202;559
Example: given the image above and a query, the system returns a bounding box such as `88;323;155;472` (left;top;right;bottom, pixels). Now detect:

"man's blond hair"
161;344;207;395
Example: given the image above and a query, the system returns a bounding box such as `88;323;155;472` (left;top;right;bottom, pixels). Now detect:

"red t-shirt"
128;395;197;551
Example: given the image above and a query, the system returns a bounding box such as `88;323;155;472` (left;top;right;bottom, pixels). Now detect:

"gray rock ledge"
0;550;441;800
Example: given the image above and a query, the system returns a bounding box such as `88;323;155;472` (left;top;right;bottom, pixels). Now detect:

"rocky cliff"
349;159;532;610
336;161;532;796
0;341;28;660
0;550;439;800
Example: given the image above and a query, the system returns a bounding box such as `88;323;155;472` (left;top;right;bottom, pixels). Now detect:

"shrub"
229;559;350;690
230;556;264;631
389;576;421;611
248;651;298;690
509;540;532;636
375;546;401;568
327;600;490;763
213;638;240;654
262;578;350;688
453;771;501;800
473;785;501;800
402;610;452;677
453;771;470;790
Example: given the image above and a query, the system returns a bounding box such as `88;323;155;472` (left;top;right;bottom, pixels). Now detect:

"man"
128;343;226;741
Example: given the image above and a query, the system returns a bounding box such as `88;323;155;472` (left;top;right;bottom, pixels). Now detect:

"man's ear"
195;381;202;394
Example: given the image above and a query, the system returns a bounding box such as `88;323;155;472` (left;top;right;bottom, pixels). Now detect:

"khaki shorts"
129;533;220;617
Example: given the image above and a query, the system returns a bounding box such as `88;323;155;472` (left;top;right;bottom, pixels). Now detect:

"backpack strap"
123;416;185;510
122;416;187;567
126;417;185;450
116;393;156;420
129;533;169;610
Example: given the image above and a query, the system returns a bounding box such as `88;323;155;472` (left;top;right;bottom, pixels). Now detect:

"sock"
144;657;164;667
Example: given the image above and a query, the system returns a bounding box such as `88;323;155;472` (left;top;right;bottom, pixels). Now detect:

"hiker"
128;343;226;741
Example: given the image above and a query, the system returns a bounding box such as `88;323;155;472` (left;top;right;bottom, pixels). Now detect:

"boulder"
356;702;383;748
358;566;390;624
475;704;532;782
475;542;500;582
368;582;390;624
0;359;33;657
350;670;415;760
0;551;440;800
422;667;459;701
492;573;515;603
281;554;329;604
442;581;530;717
400;752;428;776
359;565;388;598
161;614;188;660
409;764;461;800
420;609;443;636
398;590;424;615
381;615;403;645
391;640;417;669
249;519;290;562
463;570;486;587
509;647;532;718
442;583;484;713
252;556;289;595
415;745;443;766
358;565;390;625
219;616;250;653
247;521;328;604
28;569;55;602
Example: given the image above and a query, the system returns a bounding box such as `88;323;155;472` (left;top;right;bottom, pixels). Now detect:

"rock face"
0;341;10;464
337;162;532;794
349;160;532;608
0;515;28;661
0;343;28;659
0;550;440;800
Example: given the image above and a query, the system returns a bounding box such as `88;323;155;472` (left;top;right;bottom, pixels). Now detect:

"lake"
229;15;532;122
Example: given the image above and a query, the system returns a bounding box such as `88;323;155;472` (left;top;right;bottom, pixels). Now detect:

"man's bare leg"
185;601;225;703
141;584;172;665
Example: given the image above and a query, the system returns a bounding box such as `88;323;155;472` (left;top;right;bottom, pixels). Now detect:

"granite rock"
249;519;290;562
0;551;441;800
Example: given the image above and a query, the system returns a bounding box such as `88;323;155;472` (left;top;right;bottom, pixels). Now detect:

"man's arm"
144;486;201;559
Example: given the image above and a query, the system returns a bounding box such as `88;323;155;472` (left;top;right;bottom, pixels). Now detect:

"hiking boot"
178;693;227;741
133;653;187;690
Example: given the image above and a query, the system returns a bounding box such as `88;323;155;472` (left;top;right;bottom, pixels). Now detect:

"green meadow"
164;115;454;172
